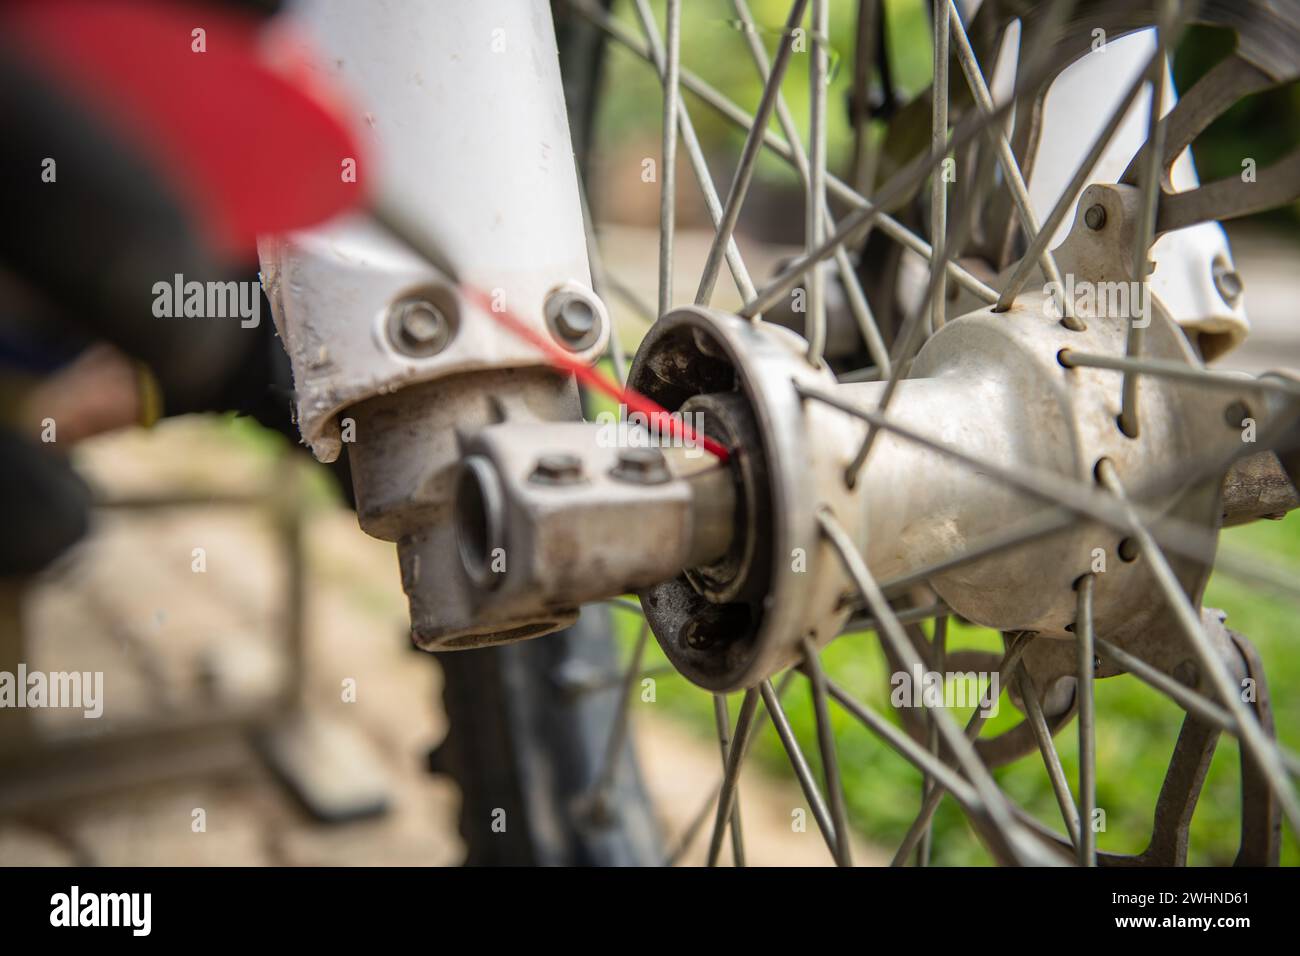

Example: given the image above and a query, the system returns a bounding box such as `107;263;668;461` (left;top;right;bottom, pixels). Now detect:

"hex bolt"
543;283;606;352
1084;204;1107;231
610;447;671;484
388;298;453;358
530;453;585;485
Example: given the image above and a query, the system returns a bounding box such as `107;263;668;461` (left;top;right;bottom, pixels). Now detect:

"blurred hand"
21;343;149;445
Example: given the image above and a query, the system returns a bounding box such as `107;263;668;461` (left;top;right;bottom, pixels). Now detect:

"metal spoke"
880;508;1076;596
1095;636;1300;778
759;678;843;863
887;630;1035;865
840;125;999;481
669;671;796;865
1017;666;1083;850
1076;573;1098;865
566;0;1001;305
917;614;947;865
843;600;949;634
603;272;658;327
822;674;982;809
730;0;891;375
579;189;629;382
630;0;759;304
996;49;1159;311
1119;0;1175;437
711;693;747;867
1059;350;1300;400
707;686;761;867
849;0;880;193
696;0;810;308
801;637;852;865
1095;458;1300;836
930;0;950;335
807;0;830;363
797;382;1234;577
655;0;681;318
589;619;650;810
818;510;1051;865
946;0;1078;329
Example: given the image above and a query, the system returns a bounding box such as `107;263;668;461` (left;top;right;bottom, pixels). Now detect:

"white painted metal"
258;0;605;462
1030;29;1250;360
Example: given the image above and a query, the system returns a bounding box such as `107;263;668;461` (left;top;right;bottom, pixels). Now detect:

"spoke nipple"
1084;204;1107;231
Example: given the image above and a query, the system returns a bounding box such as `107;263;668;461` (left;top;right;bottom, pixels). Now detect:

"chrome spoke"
1060;350;1300;400
843;600;950;634
706;686;761;867
696;0;810;308
823;674;982;809
946;0;1078;329
806;0;830;363
1119;0;1175;437
590;619;650;809
801;637;853;866
657;0;681;317
1095;458;1300;836
1095;636;1300;778
996;49;1159;311
880;508;1077;596
796;382;1254;582
929;0;950;335
566;0;1002;305
579;189;629;382
1076;573;1098;866
670;671;796;865
887;631;1035;865
729;0;891;375
712;693;747;867
917;614;947;865
630;0;758;304
1017;666;1083;850
819;510;1051;865
603;272;658;327
759;678;843;863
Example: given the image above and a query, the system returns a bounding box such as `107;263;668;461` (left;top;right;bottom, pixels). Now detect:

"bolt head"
1084;204;1107;231
611;447;671;484
543;284;606;351
389;298;453;357
530;453;584;485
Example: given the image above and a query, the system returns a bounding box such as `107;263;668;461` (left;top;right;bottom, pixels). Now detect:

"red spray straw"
461;287;730;463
